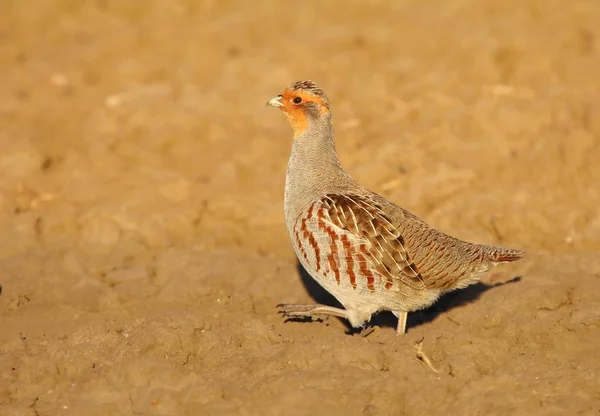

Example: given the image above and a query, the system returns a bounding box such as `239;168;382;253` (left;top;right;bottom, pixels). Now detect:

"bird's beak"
266;95;284;108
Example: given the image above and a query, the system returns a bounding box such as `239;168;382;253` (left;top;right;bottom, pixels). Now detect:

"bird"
267;80;524;335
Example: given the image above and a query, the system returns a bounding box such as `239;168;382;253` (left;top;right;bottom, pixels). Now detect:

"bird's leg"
276;303;348;320
392;310;408;335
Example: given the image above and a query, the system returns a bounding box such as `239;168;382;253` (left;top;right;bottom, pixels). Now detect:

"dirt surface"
1;0;600;415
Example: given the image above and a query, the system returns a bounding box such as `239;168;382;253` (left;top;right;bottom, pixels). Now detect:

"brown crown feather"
290;80;330;108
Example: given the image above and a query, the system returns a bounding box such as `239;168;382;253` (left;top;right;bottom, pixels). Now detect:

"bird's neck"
284;115;353;224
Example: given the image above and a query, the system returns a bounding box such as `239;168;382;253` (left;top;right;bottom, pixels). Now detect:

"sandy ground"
1;0;600;415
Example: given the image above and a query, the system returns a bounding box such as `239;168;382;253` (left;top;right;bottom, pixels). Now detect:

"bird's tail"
486;247;526;263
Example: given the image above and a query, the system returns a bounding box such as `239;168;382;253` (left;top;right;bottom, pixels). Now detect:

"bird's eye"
292;97;302;104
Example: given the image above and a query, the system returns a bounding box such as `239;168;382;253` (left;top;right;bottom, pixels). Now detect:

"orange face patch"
277;89;329;137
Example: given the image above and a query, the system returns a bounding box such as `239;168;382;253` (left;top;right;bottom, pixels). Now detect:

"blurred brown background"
1;0;599;415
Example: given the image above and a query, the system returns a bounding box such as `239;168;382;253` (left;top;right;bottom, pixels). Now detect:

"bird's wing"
318;193;428;292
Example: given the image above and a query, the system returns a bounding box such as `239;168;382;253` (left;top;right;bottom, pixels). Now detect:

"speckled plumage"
267;80;524;334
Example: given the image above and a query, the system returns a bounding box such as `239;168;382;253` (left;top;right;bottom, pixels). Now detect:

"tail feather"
487;247;526;263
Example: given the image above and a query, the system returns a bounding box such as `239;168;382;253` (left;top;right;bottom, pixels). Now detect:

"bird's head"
267;80;331;138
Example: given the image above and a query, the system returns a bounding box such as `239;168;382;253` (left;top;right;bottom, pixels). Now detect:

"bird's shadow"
290;260;522;334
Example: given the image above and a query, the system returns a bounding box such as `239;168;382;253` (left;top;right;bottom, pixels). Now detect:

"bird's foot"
276;303;348;321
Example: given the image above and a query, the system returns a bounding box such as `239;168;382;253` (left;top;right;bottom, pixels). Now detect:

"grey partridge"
267;80;524;335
